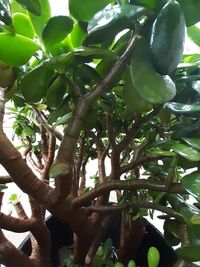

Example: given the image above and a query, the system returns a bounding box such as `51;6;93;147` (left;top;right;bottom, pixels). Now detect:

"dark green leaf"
0;184;7;191
177;0;200;26
85;4;149;44
42;16;74;50
172;143;200;161
69;0;115;21
134;0;156;9
164;102;200;118
20;66;54;103
182;172;200;201
176;245;200;262
29;0;51;40
73;47;118;59
16;0;41;16
192;81;200;94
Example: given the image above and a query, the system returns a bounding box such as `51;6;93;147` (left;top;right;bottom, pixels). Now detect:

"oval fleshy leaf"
182;137;200;150
172;143;200;161
42;16;74;50
182;172;200;200
16;0;41;16
176;245;200;262
164;102;200;117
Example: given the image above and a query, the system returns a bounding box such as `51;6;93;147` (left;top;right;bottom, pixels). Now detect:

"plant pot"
19;215;177;267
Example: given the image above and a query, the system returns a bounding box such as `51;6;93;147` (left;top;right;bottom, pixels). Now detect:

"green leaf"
69;0;115;21
46;77;66;108
0;0;12;25
147;247;160;267
167;194;199;226
42;16;74;51
164;102;200;118
85;4;149;44
9;193;20;205
172;143;200;161
0;33;40;67
15;0;41;16
13;13;35;39
176;245;200;262
182;137;200;150
53;112;72;127
29;0;51;40
177;0;200;26
182;172;200;201
187;25;200;47
20;66;54;103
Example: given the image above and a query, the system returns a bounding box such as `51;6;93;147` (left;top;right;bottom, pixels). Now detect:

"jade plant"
1;0;200;267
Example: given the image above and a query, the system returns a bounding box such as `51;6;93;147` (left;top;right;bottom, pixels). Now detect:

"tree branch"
72;179;186;207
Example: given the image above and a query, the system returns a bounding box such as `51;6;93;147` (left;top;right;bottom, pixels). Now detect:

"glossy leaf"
164;102;200;117
192;81;200;94
130;36;176;104
187;25;200;47
167;194;200;226
42;16;73;50
182;137;200;150
0;33;40;67
0;0;12;25
53;112;72;127
20;66;54;102
176;245;200;262
182;172;200;201
172;143;200;161
147;247;160;267
29;0;51;40
85;4;149;44
13;13;35;39
70;22;86;48
16;0;41;16
69;0;114;21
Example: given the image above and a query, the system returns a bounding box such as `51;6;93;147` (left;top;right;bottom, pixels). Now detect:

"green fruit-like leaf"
20;66;53;102
187;25;200;47
150;0;185;75
69;0;114;21
147;247;160;267
176;245;200;262
182;172;200;201
29;0;51;40
130;36;176;104
177;0;200;26
182;137;200;150
172;143;200;161
13;13;35;39
0;0;12;25
85;4;149;45
0;33;40;67
164;102;200;118
42;16;74;50
128;260;136;267
16;0;41;16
